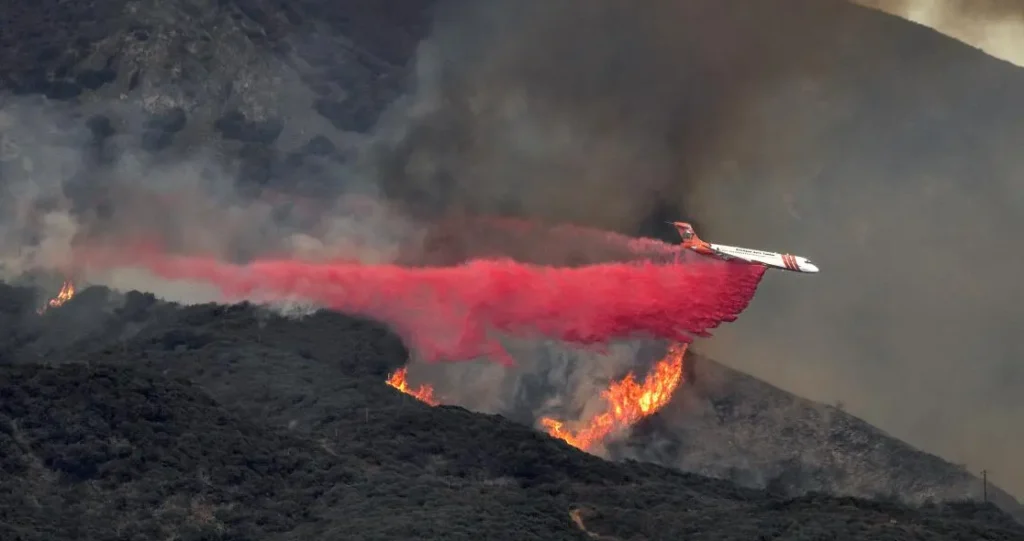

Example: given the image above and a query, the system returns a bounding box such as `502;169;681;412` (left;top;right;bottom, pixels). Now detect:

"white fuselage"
707;243;819;273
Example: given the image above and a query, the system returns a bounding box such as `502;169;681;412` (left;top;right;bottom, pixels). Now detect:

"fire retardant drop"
83;252;766;365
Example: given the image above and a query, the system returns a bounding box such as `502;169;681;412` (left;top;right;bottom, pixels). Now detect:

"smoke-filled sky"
366;0;1024;498
2;0;1023;501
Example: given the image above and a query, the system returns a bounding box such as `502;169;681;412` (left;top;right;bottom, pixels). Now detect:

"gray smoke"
0;0;426;304
362;0;842;233
4;0;1022;503
366;0;1024;501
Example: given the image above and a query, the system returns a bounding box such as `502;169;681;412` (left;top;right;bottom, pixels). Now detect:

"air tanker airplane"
670;221;819;273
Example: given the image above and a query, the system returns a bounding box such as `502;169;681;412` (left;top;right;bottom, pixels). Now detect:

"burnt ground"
3;0;1024;538
616;353;1024;517
2;282;1024;540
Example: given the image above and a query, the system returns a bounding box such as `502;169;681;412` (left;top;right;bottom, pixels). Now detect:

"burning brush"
385;342;687;452
37;280;76;314
386;367;440;406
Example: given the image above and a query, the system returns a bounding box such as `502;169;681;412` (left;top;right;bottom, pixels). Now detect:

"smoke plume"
362;0;843;234
362;0;1024;499
3;0;1023;502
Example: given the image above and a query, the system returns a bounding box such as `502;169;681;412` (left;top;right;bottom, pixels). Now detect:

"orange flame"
383;343;686;452
37;280;76;314
539;342;687;451
386;366;439;406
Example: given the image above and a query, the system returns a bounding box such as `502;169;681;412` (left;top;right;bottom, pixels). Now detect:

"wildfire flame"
539;342;687;451
386;366;439;406
384;342;687;452
37;280;76;314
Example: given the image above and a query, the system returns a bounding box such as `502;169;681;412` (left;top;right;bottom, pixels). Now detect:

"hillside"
351;0;1024;498
407;334;1024;522
2;283;1024;540
2;0;1024;538
617;352;1024;516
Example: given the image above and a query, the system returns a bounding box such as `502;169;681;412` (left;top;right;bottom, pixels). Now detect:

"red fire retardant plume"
84;250;766;365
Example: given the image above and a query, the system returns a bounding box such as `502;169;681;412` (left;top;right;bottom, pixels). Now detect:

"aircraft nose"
798;259;819;273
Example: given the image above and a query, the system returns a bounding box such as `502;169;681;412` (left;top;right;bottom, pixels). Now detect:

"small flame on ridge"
37;280;76;314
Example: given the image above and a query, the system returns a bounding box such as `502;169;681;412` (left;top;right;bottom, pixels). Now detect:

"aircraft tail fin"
667;221;701;245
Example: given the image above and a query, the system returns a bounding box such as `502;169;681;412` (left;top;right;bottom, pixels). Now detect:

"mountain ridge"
2;282;1023;539
3;0;1024;537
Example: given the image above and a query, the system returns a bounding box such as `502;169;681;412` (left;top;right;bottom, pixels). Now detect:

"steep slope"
2;284;1024;540
404;335;1024;521
614;352;1024;518
0;0;435;210
348;0;1024;500
677;0;1024;500
852;0;1024;67
0;0;433;126
3;0;1024;525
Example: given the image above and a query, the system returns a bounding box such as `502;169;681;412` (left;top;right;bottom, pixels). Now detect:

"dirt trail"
569;507;622;541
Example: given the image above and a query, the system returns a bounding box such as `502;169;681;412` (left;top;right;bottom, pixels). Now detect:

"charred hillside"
2;282;1024;540
613;353;1024;518
0;0;435;221
3;0;1024;537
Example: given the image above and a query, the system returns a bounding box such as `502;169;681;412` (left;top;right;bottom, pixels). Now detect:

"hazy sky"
854;0;1024;66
